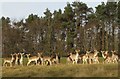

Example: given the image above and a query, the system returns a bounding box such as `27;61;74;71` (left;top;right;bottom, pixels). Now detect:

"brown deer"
19;53;24;66
101;51;112;63
68;50;80;64
111;51;118;63
3;54;15;67
87;50;99;64
26;54;39;66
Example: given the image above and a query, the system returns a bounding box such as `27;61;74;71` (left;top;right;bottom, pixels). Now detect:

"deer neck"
11;56;14;62
102;53;106;59
94;52;97;57
20;55;23;60
55;55;58;60
27;56;30;60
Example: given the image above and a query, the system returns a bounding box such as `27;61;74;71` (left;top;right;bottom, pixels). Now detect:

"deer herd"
3;50;119;67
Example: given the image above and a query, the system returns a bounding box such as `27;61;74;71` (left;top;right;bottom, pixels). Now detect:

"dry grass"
2;63;118;77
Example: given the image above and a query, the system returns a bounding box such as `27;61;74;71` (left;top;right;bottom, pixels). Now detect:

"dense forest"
1;1;120;57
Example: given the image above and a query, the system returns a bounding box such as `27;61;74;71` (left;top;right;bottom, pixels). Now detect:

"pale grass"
2;63;118;77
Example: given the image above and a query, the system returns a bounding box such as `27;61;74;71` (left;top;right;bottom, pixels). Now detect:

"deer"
92;50;99;64
39;52;59;66
19;53;24;66
26;54;39;66
68;49;80;64
15;53;20;65
3;54;15;67
51;53;60;64
42;55;54;65
81;52;89;64
87;50;99;64
37;52;44;65
66;53;73;64
111;51;118;63
101;51;112;64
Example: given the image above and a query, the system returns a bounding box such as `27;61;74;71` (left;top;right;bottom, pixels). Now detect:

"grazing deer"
3;54;15;67
19;53;24;66
87;50;99;64
26;54;39;66
111;51;118;63
68;50;80;64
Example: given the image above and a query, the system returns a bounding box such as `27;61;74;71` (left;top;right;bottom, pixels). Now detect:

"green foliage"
1;1;119;56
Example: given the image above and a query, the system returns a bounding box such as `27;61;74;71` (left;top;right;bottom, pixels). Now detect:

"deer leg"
3;61;6;67
27;61;31;66
10;62;12;67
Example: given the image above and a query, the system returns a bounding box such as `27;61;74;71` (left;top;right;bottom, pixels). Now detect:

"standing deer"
82;52;89;64
15;53;20;65
19;53;24;66
111;51;118;63
3;54;15;67
101;51;112;63
87;50;99;64
51;53;60;64
26;54;39;66
68;50;80;64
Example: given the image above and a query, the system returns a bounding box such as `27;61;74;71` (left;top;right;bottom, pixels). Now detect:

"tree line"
1;1;120;57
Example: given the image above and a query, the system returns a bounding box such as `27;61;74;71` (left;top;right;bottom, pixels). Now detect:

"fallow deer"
68;50;80;64
87;50;99;64
51;53;60;64
19;53;24;66
26;54;39;66
101;51;112;64
3;54;15;67
15;53;20;65
111;51;118;63
82;52;88;64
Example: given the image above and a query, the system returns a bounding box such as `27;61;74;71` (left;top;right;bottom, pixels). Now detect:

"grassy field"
2;64;118;77
1;57;119;77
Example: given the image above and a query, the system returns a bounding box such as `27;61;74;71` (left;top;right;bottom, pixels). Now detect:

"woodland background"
1;1;120;57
